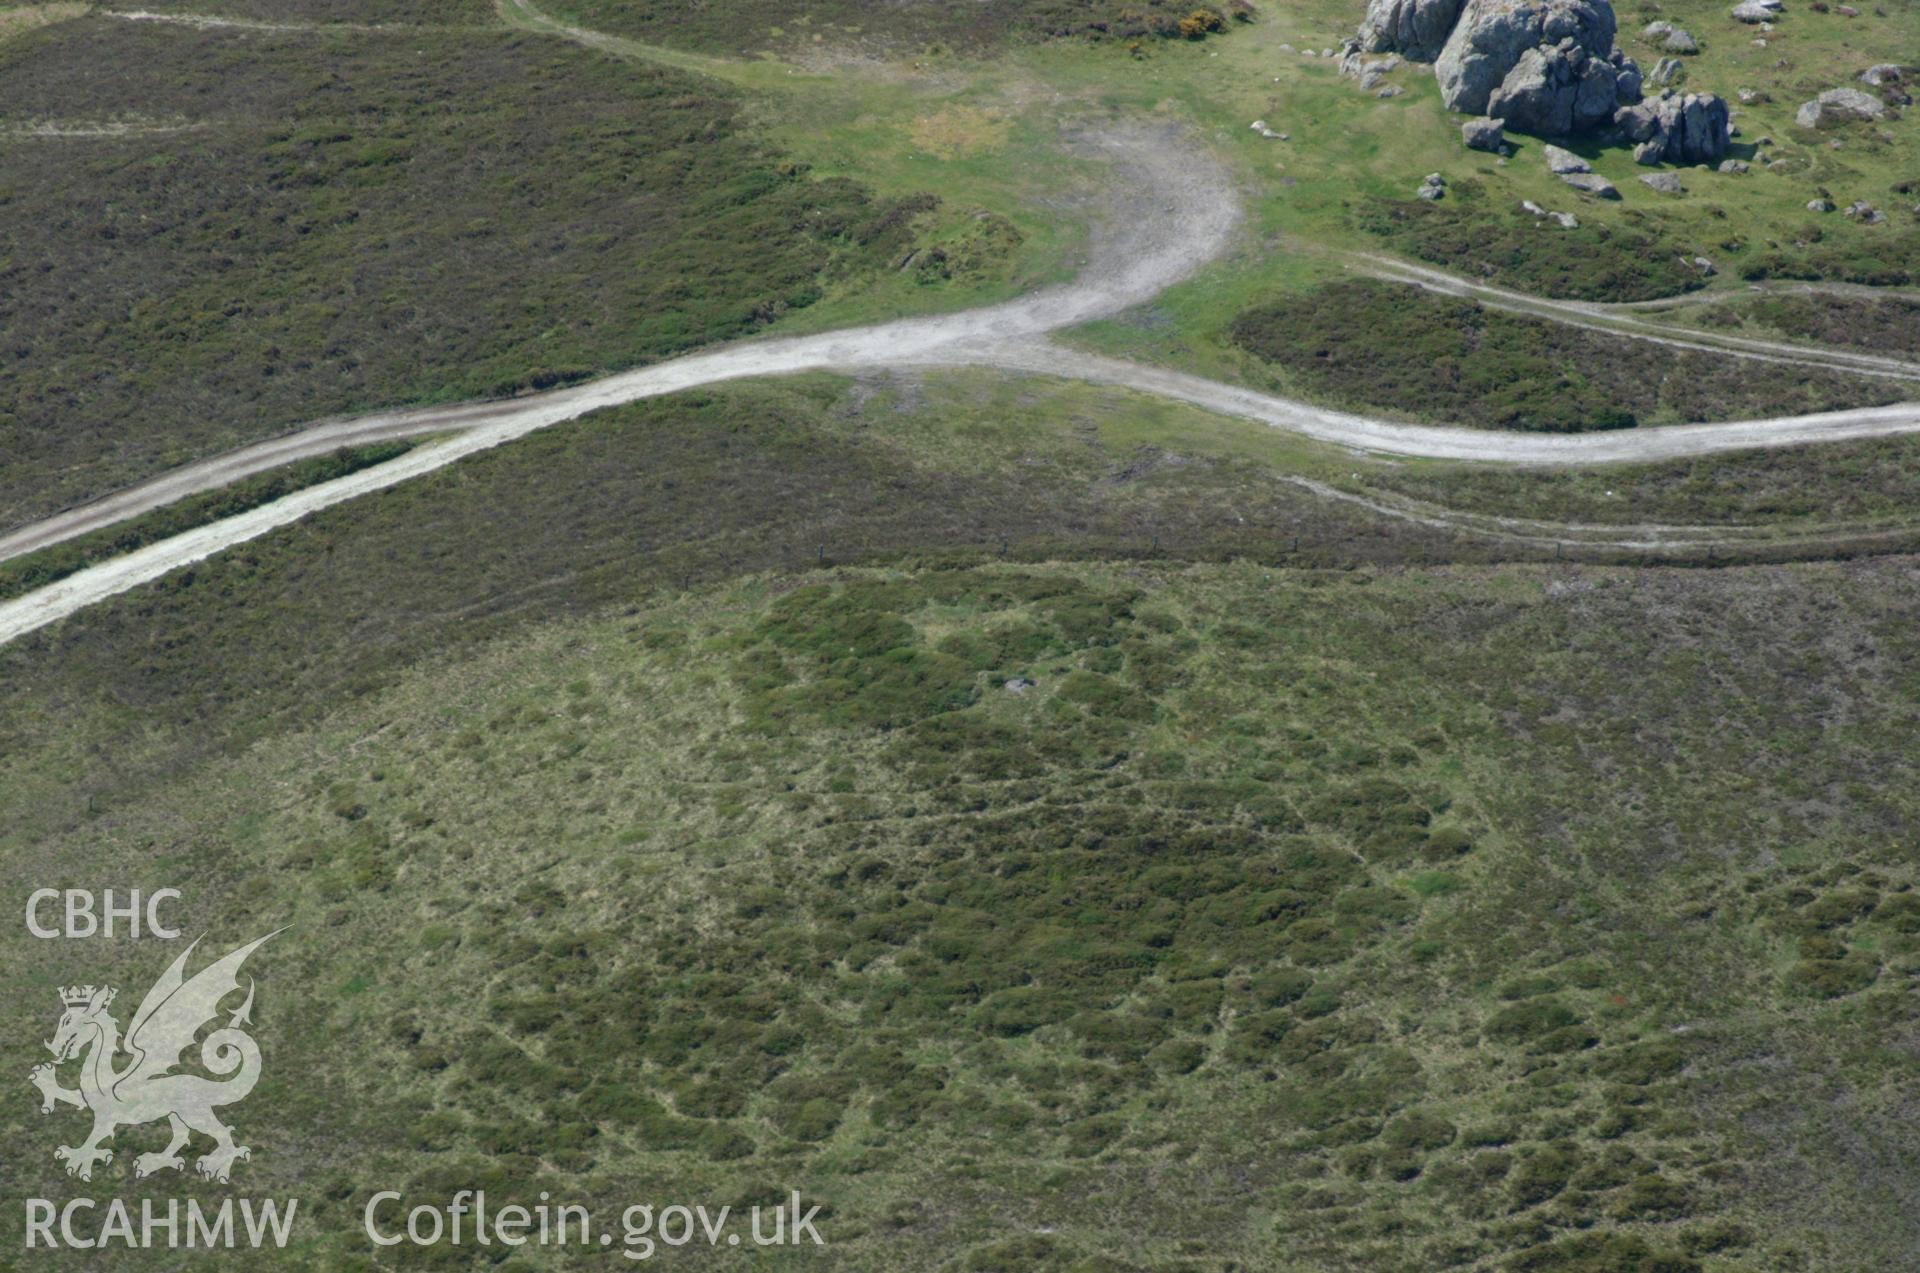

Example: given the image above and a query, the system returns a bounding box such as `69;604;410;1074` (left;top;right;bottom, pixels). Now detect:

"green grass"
0;441;419;602
1044;0;1920;371
5;548;1920;1268
1;374;1919;1268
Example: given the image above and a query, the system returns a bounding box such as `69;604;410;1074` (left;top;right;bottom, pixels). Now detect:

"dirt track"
5;17;1920;645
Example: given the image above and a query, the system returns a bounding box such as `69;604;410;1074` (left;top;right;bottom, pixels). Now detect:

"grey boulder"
1795;87;1888;127
1543;143;1592;173
1640;171;1685;192
1731;0;1781;21
1612;50;1644;102
1462;116;1508;150
1860;65;1903;88
1647;56;1685;89
1560;171;1621;198
1661;27;1700;54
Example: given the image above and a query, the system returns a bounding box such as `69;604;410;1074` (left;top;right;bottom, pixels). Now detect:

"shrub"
1509;1146;1581;1207
1178;8;1226;37
1485;999;1581;1044
1612;1174;1694;1222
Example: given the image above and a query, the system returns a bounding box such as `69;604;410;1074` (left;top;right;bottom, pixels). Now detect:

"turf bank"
25;1197;298;1251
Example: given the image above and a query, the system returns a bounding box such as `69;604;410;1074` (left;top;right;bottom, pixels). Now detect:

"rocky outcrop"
1434;0;1617;116
1485;39;1624;133
1346;0;1745;160
1795;87;1888;128
1357;0;1466;60
1359;0;1645;138
1615;91;1731;165
1732;0;1781;22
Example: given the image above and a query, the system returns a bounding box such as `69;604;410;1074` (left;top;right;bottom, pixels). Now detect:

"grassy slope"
4;545;1919;1269
11;371;1920;786
0;17;1023;529
0;376;1507;800
537;0;1250;55
1228;278;1900;432
1362;433;1920;528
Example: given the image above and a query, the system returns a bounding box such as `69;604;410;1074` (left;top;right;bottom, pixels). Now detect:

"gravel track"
5;12;1920;646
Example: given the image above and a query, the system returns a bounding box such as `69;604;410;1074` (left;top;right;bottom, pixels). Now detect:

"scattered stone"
1806;198;1835;211
1662;27;1700;54
1379;85;1405;97
1860;64;1904;88
1521;198;1548;214
1462;116;1507;150
1647;56;1684;88
1005;678;1035;694
1251;120;1283;138
1417;172;1448;199
1796;87;1888;127
1736;86;1762;103
1642;19;1673;38
1550;210;1581;227
1543;143;1591;173
1691;255;1717;275
1279;41;1295;51
1560;171;1621;197
1731;0;1781;21
1844;200;1885;223
1834;3;1856;14
1719;159;1750;173
1641;171;1685;192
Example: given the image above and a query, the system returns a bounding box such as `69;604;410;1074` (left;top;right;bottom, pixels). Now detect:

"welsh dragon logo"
28;931;280;1183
